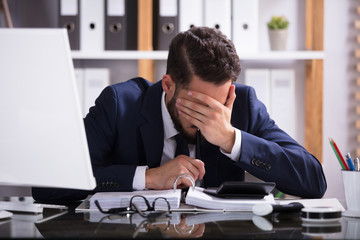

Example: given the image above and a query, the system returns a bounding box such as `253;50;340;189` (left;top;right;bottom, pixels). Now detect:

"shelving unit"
69;0;324;163
71;50;324;60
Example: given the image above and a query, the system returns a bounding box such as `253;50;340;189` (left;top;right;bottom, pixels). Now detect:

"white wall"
322;0;354;207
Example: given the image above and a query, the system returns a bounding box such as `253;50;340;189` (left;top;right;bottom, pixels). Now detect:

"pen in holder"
341;170;360;217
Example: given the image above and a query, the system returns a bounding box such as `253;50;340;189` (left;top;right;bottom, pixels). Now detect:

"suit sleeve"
235;86;327;198
84;86;136;192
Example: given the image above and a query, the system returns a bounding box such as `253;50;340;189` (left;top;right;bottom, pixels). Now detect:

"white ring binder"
173;173;195;190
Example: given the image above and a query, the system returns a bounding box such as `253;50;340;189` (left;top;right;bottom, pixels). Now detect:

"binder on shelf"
232;0;259;53
59;0;80;50
80;0;105;52
105;0;126;50
153;0;179;50
74;68;85;117
83;68;110;116
179;0;203;32
204;0;231;39
124;0;138;50
270;69;295;138
245;69;271;114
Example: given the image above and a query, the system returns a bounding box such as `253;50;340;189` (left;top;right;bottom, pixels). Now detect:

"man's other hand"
145;156;205;190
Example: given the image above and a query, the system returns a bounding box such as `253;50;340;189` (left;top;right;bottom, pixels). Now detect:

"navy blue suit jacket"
32;78;326;201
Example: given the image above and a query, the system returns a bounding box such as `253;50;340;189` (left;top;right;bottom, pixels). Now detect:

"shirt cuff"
220;128;242;162
132;166;148;190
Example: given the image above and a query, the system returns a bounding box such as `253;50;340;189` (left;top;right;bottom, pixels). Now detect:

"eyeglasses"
95;195;171;218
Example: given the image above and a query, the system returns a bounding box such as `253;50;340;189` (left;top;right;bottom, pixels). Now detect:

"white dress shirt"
132;92;242;190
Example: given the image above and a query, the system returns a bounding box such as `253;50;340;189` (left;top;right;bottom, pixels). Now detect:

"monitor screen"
0;29;96;190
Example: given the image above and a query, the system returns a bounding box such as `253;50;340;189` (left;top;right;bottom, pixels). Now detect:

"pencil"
330;138;349;170
329;138;346;170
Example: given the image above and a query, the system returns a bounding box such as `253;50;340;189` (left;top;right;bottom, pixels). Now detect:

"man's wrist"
220;128;236;153
145;168;156;189
132;166;148;190
220;128;242;161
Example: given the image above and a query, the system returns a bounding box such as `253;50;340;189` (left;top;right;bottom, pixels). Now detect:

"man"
33;27;326;201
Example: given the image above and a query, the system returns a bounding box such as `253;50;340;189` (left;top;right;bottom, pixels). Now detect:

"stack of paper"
89;189;182;211
185;187;275;211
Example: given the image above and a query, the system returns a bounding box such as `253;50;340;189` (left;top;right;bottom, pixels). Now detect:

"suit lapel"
139;81;164;168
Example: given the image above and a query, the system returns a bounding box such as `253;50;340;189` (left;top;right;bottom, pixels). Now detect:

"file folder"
80;0;104;52
59;0;80;50
204;0;231;38
232;0;259;53
125;0;138;50
74;68;85;117
270;69;295;138
105;0;126;50
179;0;203;31
245;69;271;114
153;0;178;50
83;68;110;116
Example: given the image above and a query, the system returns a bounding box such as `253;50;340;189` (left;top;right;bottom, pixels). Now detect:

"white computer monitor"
0;29;96;190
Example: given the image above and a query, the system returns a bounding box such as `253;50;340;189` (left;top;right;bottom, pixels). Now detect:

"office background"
0;0;351;206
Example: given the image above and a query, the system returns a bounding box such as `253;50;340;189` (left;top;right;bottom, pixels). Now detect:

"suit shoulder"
103;78;152;100
111;78;152;93
234;83;254;93
233;83;256;101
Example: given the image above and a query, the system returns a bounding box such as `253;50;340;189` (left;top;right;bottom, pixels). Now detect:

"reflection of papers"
185;187;275;211
84;211;181;226
185;212;254;225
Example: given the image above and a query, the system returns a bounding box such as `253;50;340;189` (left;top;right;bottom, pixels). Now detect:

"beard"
167;93;197;144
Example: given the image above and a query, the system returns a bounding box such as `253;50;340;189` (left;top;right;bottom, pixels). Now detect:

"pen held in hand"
196;129;201;160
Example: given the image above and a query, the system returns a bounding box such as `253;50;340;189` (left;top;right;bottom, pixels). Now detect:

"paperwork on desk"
89;189;182;210
85;187;275;212
184;187;275;211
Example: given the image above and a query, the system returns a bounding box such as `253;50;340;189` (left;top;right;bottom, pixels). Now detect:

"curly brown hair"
166;27;241;88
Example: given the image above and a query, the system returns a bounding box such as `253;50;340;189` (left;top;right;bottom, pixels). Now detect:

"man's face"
166;76;232;143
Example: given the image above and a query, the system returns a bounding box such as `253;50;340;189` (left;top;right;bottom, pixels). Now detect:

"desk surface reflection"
0;209;354;239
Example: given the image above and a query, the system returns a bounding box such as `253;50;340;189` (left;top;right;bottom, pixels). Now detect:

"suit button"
255;160;261;166
266;164;271;171
251;158;256;165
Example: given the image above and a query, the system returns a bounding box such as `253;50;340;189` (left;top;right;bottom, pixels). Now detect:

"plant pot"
268;29;288;51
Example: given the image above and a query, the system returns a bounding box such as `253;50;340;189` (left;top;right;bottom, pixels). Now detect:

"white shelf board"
238;51;325;60
71;50;324;60
71;51;168;60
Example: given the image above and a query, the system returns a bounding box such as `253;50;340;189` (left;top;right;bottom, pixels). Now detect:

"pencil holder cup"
342;170;360;217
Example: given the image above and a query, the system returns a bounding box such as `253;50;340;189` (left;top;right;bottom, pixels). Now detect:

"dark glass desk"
0;208;358;239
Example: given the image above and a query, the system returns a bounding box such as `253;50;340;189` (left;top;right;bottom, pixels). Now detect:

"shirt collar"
161;91;178;140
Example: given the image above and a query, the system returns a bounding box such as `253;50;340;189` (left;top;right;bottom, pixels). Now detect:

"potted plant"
267;16;289;51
